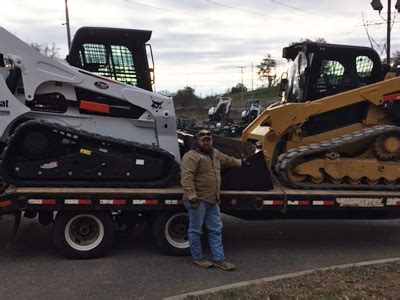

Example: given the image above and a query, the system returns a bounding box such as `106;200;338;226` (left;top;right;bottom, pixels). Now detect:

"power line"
353;20;400;27
270;0;320;16
205;0;270;17
123;0;210;20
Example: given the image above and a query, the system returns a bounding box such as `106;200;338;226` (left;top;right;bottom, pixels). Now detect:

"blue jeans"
184;200;225;261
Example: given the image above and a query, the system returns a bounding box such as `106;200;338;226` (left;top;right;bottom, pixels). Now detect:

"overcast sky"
1;0;399;96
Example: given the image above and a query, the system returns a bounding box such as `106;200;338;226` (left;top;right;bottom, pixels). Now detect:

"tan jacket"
180;148;242;204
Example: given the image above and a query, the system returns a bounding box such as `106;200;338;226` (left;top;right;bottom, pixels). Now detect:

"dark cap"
197;129;212;141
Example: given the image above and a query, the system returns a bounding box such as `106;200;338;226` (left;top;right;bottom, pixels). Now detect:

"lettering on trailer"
336;198;384;207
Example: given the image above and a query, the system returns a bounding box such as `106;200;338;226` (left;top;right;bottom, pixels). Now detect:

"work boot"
193;259;213;268
213;260;236;271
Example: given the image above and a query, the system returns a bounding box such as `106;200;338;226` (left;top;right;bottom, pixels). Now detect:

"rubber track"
2;120;178;188
275;125;400;191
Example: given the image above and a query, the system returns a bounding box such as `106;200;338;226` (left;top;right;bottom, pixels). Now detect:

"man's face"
198;137;213;151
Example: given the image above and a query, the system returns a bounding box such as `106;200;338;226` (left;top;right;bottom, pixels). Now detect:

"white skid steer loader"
0;27;180;188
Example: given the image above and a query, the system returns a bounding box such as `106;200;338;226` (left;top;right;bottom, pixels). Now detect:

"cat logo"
0;100;9;108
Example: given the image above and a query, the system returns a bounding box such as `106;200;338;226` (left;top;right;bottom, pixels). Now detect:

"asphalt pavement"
1;214;400;299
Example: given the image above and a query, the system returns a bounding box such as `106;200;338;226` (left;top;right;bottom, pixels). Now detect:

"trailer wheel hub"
65;214;104;251
165;213;189;249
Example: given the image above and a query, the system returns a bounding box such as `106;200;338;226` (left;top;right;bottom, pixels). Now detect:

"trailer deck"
1;185;400;215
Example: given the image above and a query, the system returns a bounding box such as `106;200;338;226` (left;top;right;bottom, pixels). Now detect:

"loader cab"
282;42;382;103
241;99;261;124
67;27;155;91
208;97;232;122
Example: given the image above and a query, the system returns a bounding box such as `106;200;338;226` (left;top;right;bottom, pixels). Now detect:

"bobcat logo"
151;99;163;110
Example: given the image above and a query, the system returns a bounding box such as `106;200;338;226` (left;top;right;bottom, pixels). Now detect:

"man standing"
180;129;242;271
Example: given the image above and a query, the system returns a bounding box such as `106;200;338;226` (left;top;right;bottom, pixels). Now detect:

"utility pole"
387;0;391;64
64;0;72;50
370;0;400;64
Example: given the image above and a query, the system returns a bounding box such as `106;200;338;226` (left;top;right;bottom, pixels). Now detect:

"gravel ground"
189;261;400;299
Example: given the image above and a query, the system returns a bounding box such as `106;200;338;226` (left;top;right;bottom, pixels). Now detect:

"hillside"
226;86;280;108
198;86;280;107
176;86;280;122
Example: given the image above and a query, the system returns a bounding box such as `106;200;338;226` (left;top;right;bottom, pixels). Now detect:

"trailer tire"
152;211;190;256
53;211;115;259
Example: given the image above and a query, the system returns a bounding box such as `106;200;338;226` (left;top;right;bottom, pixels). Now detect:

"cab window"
79;43;138;86
315;60;345;97
356;56;374;85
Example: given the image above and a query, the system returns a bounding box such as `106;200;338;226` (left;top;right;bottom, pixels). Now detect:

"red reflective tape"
113;199;126;205
272;200;284;205
324;200;335;206
78;199;92;205
80;100;110;113
383;93;400;102
299;200;310;206
146;199;158;205
396;201;400;206
42;199;56;205
177;200;184;205
0;200;11;207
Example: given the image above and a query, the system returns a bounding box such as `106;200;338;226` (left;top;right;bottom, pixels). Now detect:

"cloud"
1;0;398;95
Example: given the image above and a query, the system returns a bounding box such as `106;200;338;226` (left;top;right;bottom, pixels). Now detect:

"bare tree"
391;50;400;65
30;42;60;58
289;37;327;46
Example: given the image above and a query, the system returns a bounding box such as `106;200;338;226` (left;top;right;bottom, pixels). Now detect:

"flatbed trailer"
1;185;400;258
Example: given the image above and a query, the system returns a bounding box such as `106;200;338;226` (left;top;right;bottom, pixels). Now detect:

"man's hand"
241;158;250;167
189;198;200;210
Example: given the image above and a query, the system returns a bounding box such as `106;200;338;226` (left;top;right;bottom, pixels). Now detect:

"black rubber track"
275;125;400;191
2;120;178;188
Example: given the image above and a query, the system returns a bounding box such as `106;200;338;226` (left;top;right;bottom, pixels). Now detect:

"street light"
371;0;383;11
370;0;400;64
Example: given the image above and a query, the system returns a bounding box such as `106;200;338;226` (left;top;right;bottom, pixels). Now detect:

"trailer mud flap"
13;211;21;234
221;151;274;191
